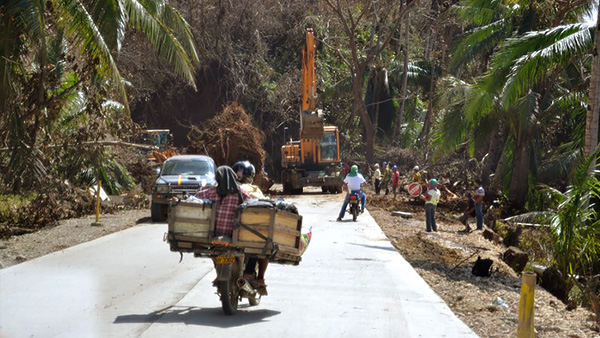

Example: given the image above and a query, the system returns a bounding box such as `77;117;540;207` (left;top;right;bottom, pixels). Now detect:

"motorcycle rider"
336;165;366;221
232;160;269;295
232;160;265;200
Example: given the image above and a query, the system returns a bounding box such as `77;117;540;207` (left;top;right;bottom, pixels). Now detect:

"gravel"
0;209;149;269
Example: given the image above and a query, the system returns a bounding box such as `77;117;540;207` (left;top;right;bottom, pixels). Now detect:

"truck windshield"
161;159;211;176
320;131;338;161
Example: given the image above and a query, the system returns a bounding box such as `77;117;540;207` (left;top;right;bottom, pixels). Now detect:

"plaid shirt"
195;187;251;236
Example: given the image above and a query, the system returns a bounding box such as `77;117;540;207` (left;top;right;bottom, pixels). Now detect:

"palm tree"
0;0;198;191
442;0;596;207
584;7;599;163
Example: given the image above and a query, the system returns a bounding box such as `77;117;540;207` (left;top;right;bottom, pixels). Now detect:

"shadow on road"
114;305;280;328
347;242;398;252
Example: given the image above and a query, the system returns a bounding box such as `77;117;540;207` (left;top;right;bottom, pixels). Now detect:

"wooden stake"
517;272;536;338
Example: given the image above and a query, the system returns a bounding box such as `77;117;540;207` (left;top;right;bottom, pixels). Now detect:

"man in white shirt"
337;165;366;221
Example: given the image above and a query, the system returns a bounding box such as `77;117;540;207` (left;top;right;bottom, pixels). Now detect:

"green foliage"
0;194;37;224
507;151;600;291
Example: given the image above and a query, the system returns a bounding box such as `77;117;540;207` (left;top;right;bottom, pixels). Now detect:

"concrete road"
0;193;478;338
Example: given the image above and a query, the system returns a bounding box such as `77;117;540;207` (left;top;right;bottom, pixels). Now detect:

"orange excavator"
280;28;342;194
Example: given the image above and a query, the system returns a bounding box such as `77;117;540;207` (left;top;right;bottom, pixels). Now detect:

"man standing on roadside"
420;178;441;232
372;163;382;195
474;179;485;230
382;161;390;195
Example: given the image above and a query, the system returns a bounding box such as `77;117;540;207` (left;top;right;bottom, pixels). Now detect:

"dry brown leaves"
186;102;266;170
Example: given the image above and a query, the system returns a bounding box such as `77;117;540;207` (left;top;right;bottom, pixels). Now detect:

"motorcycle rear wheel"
351;205;358;221
219;269;240;315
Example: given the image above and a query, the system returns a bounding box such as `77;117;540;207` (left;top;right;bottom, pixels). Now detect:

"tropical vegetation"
0;0;599;321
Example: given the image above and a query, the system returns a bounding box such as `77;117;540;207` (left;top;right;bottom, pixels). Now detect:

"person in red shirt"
391;165;401;198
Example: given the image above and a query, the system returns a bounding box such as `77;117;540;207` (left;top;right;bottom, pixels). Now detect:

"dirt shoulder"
367;190;599;338
1;188;598;338
0;209;149;268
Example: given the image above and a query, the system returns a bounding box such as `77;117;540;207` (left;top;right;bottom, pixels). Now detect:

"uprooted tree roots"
186;102;273;191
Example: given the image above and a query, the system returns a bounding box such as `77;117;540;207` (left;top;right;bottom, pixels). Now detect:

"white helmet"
413;165;419;171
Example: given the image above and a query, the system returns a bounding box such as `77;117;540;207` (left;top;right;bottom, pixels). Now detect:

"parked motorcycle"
348;190;361;222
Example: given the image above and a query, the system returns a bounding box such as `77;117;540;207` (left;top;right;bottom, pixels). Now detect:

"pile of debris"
186;102;273;191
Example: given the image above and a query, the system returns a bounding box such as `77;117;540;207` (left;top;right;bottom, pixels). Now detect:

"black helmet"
232;161;256;183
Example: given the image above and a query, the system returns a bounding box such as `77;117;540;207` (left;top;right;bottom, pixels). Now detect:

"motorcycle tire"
351;205;358;222
219;273;239;315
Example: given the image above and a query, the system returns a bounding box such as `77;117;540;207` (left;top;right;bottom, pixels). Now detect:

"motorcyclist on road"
232;160;269;296
336;165;366;221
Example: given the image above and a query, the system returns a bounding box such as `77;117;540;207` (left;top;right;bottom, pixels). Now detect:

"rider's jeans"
338;190;366;218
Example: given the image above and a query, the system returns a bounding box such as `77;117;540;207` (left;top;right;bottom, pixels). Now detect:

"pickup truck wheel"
151;203;163;222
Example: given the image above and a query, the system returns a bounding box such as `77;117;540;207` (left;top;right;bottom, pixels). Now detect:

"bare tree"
324;0;419;162
394;12;410;141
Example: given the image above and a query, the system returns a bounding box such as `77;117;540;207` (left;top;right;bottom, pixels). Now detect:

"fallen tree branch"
0;141;158;152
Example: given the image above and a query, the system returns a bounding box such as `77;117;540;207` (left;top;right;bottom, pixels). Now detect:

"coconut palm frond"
450;18;511;72
47;29;67;90
124;0;197;88
55;0;129;113
101;158;135;194
438;76;473;104
457;0;507;26
504;210;554;224
88;0;126;52
538;148;581;184
501;23;594;106
464;84;496;122
140;0;198;64
432;106;467;155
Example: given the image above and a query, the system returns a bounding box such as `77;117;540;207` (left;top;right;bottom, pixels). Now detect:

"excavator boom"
280;28;342;195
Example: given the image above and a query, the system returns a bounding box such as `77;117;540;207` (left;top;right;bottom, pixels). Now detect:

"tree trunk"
584;10;600;163
353;75;375;162
482;124;505;189
395;13;410;142
491;143;508;194
508;128;534;208
418;27;437;152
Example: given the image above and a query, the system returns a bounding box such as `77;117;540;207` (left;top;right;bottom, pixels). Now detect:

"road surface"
0;192;478;338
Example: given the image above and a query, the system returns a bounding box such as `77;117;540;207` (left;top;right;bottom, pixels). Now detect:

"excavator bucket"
301;113;324;139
